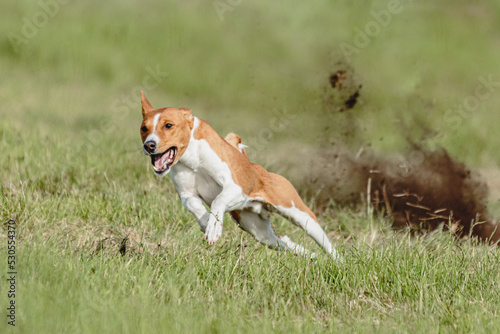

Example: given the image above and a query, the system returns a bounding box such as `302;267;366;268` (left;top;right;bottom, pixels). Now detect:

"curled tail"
225;132;249;158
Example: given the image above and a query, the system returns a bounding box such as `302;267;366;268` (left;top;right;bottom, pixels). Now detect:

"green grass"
7;222;500;334
1;0;500;333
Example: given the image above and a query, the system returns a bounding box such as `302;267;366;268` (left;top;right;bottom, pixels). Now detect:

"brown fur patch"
193;120;319;220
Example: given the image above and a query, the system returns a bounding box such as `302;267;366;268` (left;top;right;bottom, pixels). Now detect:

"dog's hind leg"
274;204;339;259
257;172;340;259
278;235;315;258
230;210;315;257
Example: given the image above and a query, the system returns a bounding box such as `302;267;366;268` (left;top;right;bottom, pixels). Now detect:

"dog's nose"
144;141;157;153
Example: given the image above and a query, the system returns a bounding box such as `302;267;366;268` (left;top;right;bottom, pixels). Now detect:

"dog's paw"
204;222;222;244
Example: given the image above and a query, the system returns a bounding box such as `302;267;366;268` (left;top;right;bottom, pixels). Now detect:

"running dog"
140;92;339;258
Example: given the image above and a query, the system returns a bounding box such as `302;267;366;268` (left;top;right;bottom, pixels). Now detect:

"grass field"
1;1;500;333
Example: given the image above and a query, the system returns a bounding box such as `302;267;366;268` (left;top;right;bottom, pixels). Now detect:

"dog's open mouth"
151;147;177;174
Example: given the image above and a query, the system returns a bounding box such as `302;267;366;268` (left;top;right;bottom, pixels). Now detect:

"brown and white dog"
140;92;339;258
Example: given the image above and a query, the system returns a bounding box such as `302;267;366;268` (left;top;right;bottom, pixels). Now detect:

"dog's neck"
176;116;201;171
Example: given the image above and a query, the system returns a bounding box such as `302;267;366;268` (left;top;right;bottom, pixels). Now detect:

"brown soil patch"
294;147;500;244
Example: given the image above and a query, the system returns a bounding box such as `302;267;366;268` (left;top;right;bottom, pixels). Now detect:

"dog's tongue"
155;152;169;169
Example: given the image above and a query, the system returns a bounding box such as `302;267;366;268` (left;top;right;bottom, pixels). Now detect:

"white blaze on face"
145;113;161;146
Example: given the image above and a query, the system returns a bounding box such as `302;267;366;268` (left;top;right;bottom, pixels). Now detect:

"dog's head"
140;92;194;176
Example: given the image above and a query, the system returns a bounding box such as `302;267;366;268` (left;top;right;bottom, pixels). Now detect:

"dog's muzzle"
144;140;157;154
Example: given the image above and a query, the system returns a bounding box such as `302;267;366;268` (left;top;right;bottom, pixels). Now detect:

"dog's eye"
141;126;148;132
165;123;173;129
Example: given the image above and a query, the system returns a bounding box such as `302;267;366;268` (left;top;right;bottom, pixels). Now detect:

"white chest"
194;169;222;205
170;163;223;206
170;134;232;207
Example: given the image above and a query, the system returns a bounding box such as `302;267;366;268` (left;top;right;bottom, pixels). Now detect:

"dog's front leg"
204;200;226;244
204;185;243;244
170;167;210;232
181;195;210;232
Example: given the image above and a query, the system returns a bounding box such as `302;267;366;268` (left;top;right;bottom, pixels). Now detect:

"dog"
140;92;339;259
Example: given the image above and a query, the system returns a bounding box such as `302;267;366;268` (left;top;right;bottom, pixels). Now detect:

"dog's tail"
225;132;249;158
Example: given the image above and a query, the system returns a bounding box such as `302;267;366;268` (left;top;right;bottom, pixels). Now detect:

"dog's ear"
180;108;194;128
141;91;154;116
